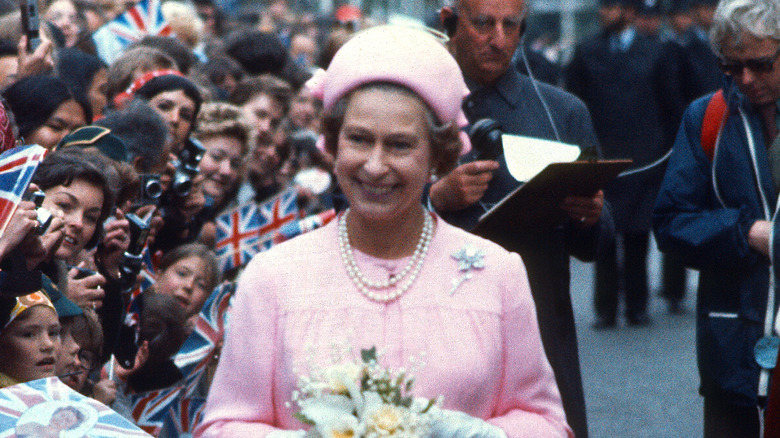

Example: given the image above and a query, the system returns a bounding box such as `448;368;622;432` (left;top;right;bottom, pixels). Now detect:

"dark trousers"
661;253;687;303
595;231;649;321
703;397;760;438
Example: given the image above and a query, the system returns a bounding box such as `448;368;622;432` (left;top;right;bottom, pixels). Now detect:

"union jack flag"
175;282;234;395
214;203;262;273
92;0;172;64
130;386;182;436
131;282;235;435
160;396;206;437
0;144;47;240
270;208;336;246
0;377;152;437
257;187;300;250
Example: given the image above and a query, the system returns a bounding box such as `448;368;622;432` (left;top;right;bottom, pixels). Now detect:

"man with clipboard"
432;1;614;436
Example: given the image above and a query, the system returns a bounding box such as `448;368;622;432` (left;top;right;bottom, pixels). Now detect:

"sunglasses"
719;48;780;76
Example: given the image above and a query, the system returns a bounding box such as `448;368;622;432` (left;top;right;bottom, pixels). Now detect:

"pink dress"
196;215;572;438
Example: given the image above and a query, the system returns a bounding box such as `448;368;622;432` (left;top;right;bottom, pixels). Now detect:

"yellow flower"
368;404;403;434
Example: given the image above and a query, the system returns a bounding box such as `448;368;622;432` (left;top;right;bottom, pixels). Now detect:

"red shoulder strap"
700;89;728;161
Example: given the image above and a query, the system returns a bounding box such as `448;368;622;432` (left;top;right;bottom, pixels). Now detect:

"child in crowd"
151;242;219;322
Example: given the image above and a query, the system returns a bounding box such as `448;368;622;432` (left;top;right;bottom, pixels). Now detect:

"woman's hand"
427;408;507;438
16;35;53;78
96;209;131;280
23;214;65;269
67;262;106;308
0;201;39;261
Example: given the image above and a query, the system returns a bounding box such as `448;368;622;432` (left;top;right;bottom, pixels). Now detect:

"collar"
464;67;527;109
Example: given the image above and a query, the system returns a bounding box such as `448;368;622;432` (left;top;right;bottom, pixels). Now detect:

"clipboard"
472;159;632;238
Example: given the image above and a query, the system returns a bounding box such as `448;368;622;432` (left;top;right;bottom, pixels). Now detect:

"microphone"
469;119;503;161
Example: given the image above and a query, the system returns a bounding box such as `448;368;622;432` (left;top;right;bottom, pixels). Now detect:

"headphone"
441;7;527;39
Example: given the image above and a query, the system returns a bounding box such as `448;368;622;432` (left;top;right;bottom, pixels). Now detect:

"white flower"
362;392;406;437
323;363;363;395
299;395;364;438
318;415;364;438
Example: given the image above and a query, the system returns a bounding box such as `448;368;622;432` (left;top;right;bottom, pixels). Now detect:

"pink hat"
306;25;471;153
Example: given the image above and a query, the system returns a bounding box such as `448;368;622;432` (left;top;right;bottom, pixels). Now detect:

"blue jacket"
653;80;780;406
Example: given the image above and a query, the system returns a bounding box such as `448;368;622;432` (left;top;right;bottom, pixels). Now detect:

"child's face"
0;306;61;382
55;321;83;389
155;255;210;318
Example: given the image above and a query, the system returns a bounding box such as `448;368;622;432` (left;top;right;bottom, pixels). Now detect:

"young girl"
0;292;61;387
152;243;219;320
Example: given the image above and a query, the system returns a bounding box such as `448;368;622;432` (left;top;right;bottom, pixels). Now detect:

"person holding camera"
428;1;612;436
114;69;208;254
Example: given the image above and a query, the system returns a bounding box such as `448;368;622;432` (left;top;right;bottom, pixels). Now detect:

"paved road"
570;239;703;437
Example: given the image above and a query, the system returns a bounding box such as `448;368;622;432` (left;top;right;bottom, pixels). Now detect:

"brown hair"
70;307;103;358
138;293;187;364
158;243;220;295
321;82;462;176
105;47;177;105
228;74;293;114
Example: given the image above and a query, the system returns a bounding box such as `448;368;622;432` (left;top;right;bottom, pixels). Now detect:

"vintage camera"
19;0;41;52
170;137;205;198
118;213;150;294
469;118;504;161
25;190;53;235
139;173;163;205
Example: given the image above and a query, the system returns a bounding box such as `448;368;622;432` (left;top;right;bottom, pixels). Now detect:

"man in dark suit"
566;0;684;328
431;0;614;436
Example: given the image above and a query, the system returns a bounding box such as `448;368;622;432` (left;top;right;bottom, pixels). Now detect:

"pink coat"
196;215;572;438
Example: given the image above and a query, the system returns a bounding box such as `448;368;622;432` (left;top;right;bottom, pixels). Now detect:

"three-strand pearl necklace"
338;208;433;303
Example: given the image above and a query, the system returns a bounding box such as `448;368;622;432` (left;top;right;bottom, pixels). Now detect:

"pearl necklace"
338;209;433;303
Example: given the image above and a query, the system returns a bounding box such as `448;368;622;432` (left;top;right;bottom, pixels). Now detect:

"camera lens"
172;172;192;197
144;179;162;200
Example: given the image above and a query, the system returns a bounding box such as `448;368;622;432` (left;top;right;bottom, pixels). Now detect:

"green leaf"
405;378;415;392
293;412;316;426
361;346;377;363
420;398;436;414
400;396;413;408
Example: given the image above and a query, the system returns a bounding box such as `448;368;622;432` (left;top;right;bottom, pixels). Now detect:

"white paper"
501;134;581;182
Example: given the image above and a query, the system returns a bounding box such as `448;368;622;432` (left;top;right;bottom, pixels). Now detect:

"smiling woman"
197;25;571;438
32;148;115;263
1;75;88;149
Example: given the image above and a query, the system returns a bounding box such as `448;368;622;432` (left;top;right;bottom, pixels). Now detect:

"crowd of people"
0;0;778;436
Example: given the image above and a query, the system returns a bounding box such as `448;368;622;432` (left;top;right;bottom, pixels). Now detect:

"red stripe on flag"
128;7;146;32
0;156;28;173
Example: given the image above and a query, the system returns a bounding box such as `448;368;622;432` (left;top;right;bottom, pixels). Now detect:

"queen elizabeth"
196;25;571;438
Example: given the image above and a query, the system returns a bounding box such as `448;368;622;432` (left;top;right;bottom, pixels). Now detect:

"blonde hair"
161;1;203;49
194;102;252;156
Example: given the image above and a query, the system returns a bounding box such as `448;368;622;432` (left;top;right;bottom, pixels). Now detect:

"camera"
469;119;504;161
118;213;150;294
139;173;163;205
19;0;41;52
25;190;53;235
170;137;205;198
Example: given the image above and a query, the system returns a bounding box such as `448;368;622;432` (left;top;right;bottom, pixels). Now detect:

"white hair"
710;0;780;56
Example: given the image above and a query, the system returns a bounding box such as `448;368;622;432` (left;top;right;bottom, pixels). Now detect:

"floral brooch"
450;244;486;295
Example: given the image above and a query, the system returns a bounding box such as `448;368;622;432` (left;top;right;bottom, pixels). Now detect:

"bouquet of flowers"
292;347;438;438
